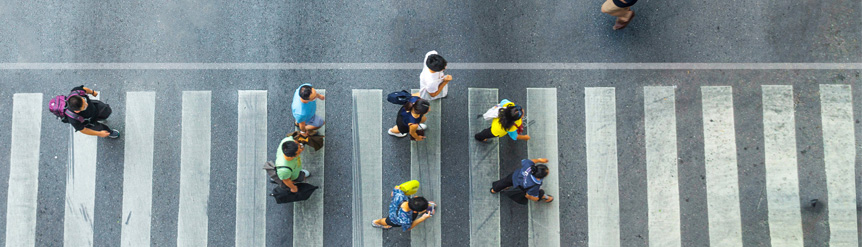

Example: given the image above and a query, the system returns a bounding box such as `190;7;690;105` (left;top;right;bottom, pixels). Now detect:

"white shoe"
301;169;310;178
418;124;427;130
388;129;407;137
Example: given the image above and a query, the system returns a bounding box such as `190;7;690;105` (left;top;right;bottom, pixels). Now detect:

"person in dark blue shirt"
490;158;554;203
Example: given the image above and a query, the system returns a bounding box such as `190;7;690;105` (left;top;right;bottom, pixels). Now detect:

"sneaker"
388;129;407;138
107;129;121;139
371;222;390;229
269;178;278;184
418;123;427;130
301;169;311;179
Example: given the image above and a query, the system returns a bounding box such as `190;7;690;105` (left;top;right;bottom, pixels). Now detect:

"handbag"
503;184;538;205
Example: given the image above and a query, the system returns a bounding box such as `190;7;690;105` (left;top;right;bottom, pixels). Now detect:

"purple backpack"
48;90;87;123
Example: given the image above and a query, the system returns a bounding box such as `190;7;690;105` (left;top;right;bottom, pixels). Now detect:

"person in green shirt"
275;136;310;192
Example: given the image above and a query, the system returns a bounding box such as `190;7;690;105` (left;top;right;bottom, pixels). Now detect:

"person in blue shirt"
371;185;436;231
490;158;554;203
292;84;325;136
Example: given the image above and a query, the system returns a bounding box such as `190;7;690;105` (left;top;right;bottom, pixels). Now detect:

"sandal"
371;222;391;229
613;10;635;30
490;188;497;194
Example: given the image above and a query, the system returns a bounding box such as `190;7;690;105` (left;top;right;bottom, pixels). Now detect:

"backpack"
48;90;88;123
387;90;412;105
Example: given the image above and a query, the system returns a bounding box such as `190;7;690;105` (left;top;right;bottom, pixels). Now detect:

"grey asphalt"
0;1;860;247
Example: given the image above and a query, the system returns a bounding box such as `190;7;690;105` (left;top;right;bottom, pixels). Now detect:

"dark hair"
299;85;313;100
406;98;430;115
408;197;429;212
531;164;549;179
67;95;85;111
498;106;522;130
425;54;447;72
282;141;299;157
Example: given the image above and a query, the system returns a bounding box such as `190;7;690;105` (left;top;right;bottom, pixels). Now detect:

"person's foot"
418;123;427;130
388;129;407;138
371;221;391;229
301;169;311;179
489;188;497;194
613;10;635;30
107;129;121;139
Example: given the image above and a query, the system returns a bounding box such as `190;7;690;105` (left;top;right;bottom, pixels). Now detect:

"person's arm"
531;158;549;164
515;134;530;141
80;87;98;97
80;128;109;137
408;213;432;230
427;76;451;97
525;193;541;201
317;93;325;100
409;124;425;141
282;178;299;193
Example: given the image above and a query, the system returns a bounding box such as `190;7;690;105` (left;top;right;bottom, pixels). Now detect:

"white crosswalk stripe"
64;92;100;247
468;88;501;247
235;90;268;247
819;84;859;247
177;91;212;246
701;86;743;247
761;85;804;246
351;89;383;247
644;86;682;247
294;89;326;247
527;88;560;247
585;87;620;247
120;92;156;247
410;89;443;247
5;93;43;247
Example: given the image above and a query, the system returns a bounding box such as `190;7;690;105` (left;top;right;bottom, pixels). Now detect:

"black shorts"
474;127;497;141
613;0;637;8
396;112;410;134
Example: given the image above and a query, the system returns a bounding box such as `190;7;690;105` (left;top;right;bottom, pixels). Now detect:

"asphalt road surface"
0;1;860;247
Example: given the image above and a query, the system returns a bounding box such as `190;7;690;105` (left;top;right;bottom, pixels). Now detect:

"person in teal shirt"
275;136;310;192
292;84;326;136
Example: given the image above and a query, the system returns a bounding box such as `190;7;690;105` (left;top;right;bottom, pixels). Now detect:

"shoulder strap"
275;166;294;172
64;109;85;123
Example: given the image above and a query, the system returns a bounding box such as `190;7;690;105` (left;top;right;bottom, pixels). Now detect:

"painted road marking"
64;92;100;247
643;86;682;247
294;89;326;247
585;87;620;247
701;86;743;247
410;89;442;247
351;89;383;247
177;91;212;246
120;92;156;247
819;84;859;247
1;63;861;70
761;85;804;246
468;88;501;247
527;88;561;247
236;90;268;247
5;93;43;247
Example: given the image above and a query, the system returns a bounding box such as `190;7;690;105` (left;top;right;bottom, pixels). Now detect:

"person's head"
299;85;316;102
498;105;523;129
408;196;429;212
409;98;430;115
530;164;550;179
66;95;87;112
426;54;447;72
281;140;304;159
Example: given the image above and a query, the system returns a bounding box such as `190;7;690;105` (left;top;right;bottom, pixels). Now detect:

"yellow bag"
399;180;420;195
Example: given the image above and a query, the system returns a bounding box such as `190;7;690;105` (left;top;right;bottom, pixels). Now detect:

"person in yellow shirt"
474;100;530;142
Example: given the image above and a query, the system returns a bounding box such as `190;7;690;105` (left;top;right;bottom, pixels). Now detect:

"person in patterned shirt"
371;185;435;231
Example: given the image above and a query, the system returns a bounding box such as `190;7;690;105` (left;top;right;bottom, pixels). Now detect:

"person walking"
371;185;436;231
474;99;530;142
388;96;430;141
292;83;325;136
601;0;637;30
490;158;554;204
416;50;452;100
272;135;311;193
51;85;120;138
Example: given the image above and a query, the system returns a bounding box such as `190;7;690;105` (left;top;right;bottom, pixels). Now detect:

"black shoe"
108;129;120;139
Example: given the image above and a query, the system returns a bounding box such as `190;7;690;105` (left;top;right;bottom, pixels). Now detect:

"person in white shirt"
416;50;452;100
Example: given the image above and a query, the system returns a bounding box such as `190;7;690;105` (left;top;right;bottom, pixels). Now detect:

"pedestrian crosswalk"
2;85;859;246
